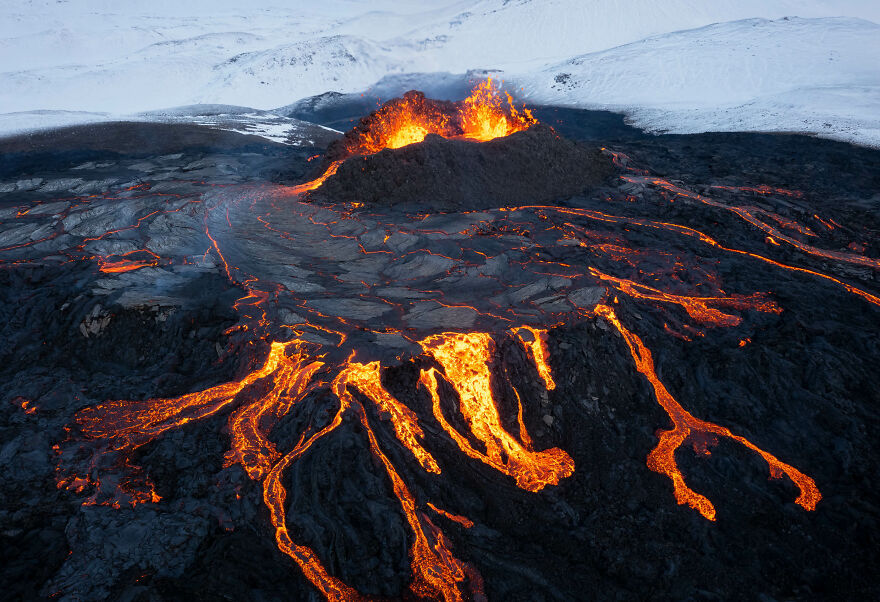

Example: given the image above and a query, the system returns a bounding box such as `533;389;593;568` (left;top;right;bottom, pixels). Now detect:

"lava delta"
1;78;878;601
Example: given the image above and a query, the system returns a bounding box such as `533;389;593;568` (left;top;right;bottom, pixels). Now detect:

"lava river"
3;79;878;600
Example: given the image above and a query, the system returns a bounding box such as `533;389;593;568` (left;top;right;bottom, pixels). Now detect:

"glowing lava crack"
60;329;561;601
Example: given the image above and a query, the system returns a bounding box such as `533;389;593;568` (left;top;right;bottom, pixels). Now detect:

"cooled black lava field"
1;102;878;601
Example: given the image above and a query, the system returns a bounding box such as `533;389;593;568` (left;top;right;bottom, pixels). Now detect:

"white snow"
139;105;343;144
517;17;880;146
1;0;878;146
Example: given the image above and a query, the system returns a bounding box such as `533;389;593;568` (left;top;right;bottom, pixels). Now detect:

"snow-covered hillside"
1;0;878;145
404;0;880;71
519;17;880;146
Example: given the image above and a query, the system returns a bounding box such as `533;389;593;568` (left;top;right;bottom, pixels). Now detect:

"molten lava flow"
288;160;343;196
427;502;475;529
593;304;821;521
75;341;296;451
590;268;780;328
419;332;574;493
333;368;484;602
97;249;160;273
333;361;440;474
635;175;880;271
512;326;556;390
224;343;324;480
360;410;483;602
548;203;880;308
45;135;865;599
295;78;537;194
459;78;535;142
262;401;359;602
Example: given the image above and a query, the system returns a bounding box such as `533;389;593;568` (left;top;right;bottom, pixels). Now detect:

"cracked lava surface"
1;81;878;600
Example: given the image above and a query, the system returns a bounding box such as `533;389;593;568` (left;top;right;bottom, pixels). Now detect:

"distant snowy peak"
406;0;880;69
517;17;880;146
128;32;267;61
521;17;880;106
203;35;405;108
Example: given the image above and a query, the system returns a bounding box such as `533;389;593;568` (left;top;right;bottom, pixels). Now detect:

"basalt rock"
311;124;614;210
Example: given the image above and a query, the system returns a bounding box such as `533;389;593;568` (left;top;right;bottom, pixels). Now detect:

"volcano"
301;80;612;209
0;78;879;601
311;123;613;210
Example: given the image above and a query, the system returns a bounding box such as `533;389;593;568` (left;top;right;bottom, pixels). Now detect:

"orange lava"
334;365;484;602
419;331;574;492
512;326;556;390
294;78;536;195
346;92;451;155
98;260;156;273
288;160;342;196
97;250;160;273
48;137;865;598
640;176;880;271
334;360;441;474
224;342;324;480
459;78;535;142
590;268;780;328
75;340;296;450
262;398;358;601
347;77;534;155
593;304;821;521
358;410;483;602
427;502;475;529
15;397;37;414
543;203;880;309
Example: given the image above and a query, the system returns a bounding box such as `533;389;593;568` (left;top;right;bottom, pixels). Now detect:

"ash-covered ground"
1;106;878;601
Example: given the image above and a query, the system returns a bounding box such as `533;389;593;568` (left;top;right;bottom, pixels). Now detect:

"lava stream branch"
74;340;294;450
334;361;440;474
589;268;781;327
224;344;324;480
262;399;361;602
592;304;821;521
512;326;556;390
626;175;880;271
333;365;484;602
418;332;574;493
546;204;880;309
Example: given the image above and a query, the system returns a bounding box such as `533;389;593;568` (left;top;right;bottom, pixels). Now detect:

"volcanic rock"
311;124;614;210
2;108;880;601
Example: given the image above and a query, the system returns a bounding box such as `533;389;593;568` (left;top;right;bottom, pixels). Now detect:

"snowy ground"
1;0;878;146
519;17;880;147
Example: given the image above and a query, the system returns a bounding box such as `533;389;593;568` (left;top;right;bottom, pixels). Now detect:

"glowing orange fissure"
62;326;565;600
57;286;827;599
542;203;880;309
512;326;556;390
293;78;536;193
634;176;880;272
427;502;475;529
589;268;781;328
419;332;574;493
592;304;821;521
288;160;342;196
334;371;483;602
334;360;440;474
97;249;161;273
